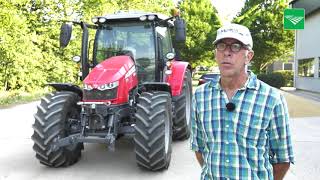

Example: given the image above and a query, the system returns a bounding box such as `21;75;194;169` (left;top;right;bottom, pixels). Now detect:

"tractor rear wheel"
173;69;192;140
31;91;83;167
134;91;172;171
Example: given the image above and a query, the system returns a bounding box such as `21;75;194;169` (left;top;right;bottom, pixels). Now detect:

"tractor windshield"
94;22;155;82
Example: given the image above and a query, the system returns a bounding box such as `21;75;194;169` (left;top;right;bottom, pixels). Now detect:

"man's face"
215;38;254;78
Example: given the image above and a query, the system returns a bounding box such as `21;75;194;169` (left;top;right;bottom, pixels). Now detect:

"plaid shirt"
190;71;294;180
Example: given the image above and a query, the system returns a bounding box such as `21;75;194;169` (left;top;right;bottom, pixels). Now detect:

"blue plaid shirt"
190;71;294;180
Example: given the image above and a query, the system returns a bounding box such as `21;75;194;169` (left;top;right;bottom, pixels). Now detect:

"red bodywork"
83;56;138;104
165;60;189;97
83;56;188;103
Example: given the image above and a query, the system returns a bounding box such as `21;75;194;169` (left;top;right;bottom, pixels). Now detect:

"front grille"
83;88;118;100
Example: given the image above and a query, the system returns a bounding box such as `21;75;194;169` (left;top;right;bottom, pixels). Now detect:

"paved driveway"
0;90;319;180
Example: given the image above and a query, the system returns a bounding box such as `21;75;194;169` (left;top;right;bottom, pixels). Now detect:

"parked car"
198;73;220;85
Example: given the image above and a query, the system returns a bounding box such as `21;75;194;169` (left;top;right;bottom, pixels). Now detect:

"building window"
319;58;320;78
298;58;314;77
283;63;293;70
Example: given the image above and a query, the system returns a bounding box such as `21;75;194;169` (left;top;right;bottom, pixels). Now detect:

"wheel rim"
185;83;191;127
164;104;170;154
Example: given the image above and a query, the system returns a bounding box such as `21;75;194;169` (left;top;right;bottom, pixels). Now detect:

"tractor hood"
84;56;135;85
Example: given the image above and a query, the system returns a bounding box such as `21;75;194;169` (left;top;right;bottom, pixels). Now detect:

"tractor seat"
121;47;136;61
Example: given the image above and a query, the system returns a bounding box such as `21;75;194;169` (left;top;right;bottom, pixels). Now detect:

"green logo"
284;9;305;30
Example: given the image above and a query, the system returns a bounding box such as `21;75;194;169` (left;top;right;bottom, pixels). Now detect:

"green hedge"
257;70;293;88
275;70;294;87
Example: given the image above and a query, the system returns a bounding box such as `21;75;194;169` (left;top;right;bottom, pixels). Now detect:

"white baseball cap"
213;23;253;49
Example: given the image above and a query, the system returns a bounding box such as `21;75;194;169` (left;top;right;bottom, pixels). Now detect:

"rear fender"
165;61;190;96
47;83;82;98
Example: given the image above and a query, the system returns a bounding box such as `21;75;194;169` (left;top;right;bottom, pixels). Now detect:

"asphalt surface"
0;101;200;180
0;90;319;180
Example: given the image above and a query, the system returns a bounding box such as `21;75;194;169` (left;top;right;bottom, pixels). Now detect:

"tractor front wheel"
134;91;173;171
31;91;83;167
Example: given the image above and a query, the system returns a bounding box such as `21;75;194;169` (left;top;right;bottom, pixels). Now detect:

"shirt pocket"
235;111;267;147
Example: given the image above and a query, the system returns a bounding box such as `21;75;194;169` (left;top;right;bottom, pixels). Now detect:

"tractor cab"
94;20;155;82
92;11;179;83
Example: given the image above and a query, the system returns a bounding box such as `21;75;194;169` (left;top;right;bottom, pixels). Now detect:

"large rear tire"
173;69;192;140
134;91;173;171
31;91;83;167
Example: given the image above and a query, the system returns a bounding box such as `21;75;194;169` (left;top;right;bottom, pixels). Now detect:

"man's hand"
273;162;290;180
195;151;204;167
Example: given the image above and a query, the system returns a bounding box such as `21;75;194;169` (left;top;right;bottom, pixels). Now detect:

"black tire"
31;91;83;167
134;91;173;171
173;69;192;140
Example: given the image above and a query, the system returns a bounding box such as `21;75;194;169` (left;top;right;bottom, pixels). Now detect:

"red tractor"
31;11;192;171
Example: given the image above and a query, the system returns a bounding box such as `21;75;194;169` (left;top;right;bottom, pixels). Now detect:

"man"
190;23;294;180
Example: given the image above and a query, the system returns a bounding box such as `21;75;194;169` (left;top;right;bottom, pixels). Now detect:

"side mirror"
60;23;72;48
174;18;186;43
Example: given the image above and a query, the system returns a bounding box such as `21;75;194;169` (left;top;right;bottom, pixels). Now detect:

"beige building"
291;0;320;93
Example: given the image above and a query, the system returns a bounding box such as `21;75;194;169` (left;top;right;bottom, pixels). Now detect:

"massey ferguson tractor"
31;10;192;171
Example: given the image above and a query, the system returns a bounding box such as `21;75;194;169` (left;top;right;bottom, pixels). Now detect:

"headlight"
92;17;98;24
148;15;155;20
98;17;106;23
139;15;147;21
83;84;93;90
97;81;119;91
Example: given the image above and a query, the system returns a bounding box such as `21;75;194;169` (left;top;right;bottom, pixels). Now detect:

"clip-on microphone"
226;102;236;112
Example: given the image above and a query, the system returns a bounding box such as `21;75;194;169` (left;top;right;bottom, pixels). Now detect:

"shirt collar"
208;71;260;91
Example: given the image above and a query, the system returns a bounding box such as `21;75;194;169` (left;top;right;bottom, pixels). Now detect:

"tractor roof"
94;10;170;23
108;11;168;20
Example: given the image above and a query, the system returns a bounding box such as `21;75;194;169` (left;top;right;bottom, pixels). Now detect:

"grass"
0;89;48;109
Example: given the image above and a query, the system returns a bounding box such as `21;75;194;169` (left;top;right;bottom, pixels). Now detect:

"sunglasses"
215;42;248;52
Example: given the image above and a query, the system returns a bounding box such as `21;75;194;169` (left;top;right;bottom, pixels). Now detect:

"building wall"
294;10;320;93
266;60;293;74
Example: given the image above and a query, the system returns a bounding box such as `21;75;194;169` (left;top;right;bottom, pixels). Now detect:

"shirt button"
226;178;230;180
226;141;229;145
226;125;229;128
226;159;230;163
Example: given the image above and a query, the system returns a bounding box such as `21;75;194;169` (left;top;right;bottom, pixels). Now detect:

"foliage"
274;70;294;87
179;0;221;68
0;0;46;92
257;72;286;88
234;0;294;73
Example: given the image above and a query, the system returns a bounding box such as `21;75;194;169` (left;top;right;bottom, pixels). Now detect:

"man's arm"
195;151;204;167
269;95;294;180
273;162;290;180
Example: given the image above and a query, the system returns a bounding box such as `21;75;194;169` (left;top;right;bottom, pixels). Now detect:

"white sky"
211;0;246;24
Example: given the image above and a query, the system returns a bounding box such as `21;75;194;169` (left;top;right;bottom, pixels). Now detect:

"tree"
233;0;294;73
179;0;221;67
0;0;179;93
0;0;46;91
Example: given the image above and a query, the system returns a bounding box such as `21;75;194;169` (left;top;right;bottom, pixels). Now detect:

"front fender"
47;83;83;98
165;61;190;96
